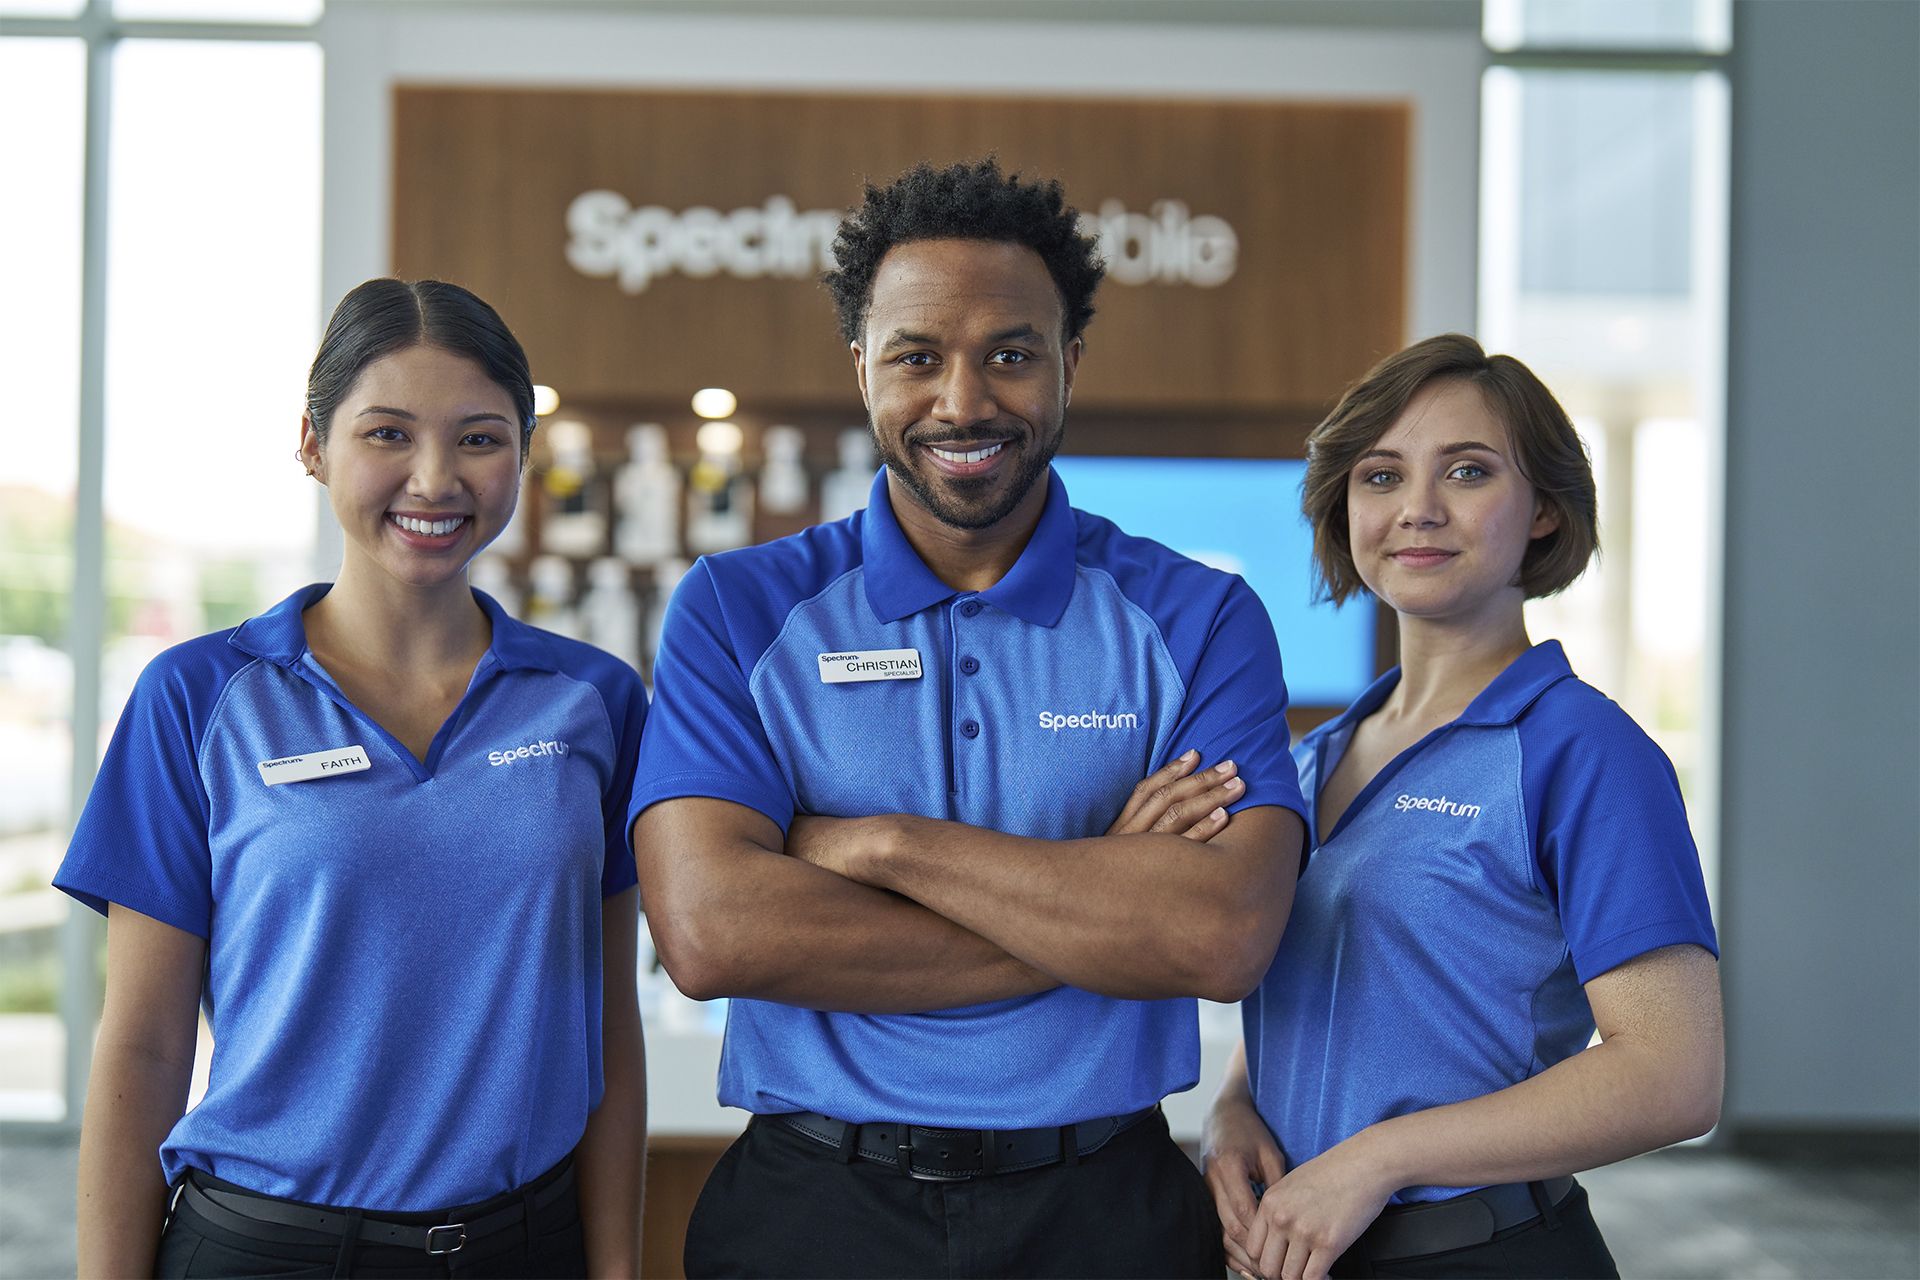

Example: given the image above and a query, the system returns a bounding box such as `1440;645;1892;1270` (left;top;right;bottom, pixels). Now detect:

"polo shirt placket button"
959;600;982;618
960;720;980;739
960;656;979;676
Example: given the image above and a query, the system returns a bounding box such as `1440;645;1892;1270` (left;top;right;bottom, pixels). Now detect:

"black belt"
1352;1175;1577;1263
176;1157;575;1258
772;1105;1157;1180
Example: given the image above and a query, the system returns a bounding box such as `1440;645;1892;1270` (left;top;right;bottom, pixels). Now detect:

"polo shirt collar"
860;466;1078;628
228;583;329;666
1313;639;1576;741
1456;639;1574;726
229;582;564;673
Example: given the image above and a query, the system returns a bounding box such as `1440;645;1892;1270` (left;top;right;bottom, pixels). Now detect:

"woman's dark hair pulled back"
306;278;537;457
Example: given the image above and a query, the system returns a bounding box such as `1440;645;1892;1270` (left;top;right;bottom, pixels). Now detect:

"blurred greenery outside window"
0;8;321;1124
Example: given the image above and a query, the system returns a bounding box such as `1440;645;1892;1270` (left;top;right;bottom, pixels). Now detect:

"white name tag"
257;745;371;786
818;648;923;684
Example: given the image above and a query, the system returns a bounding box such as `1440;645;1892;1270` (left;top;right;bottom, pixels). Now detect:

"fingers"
1257;1144;1289;1190
1107;748;1200;835
1224;1236;1262;1280
1135;758;1240;837
1257;1215;1338;1280
1279;1236;1312;1280
1256;1220;1288;1280
1204;1156;1258;1238
1162;761;1242;840
1244;1206;1270;1276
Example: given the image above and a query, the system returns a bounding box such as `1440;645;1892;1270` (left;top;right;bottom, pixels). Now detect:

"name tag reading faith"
818;649;923;684
257;745;371;786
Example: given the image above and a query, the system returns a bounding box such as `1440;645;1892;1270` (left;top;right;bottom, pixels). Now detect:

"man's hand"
1203;1086;1289;1280
1244;1142;1397;1280
1107;749;1244;839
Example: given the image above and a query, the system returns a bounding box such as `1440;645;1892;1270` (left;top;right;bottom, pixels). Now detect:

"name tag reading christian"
257;745;371;786
818;649;923;684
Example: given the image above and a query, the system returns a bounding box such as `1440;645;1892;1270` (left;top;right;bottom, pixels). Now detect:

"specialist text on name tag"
257;745;371;785
818;649;924;684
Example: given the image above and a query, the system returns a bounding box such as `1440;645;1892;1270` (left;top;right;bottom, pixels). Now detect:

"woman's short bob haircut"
1303;333;1599;605
306;278;537;459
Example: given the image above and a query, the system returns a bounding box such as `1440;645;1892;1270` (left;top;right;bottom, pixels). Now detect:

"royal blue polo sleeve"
1522;691;1719;983
54;647;221;938
628;559;795;835
1160;578;1308;824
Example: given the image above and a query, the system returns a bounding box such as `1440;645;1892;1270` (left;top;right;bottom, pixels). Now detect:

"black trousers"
684;1109;1225;1279
1329;1182;1618;1279
153;1164;587;1279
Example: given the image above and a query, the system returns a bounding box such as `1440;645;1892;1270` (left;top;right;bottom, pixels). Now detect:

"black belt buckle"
424;1222;467;1256
898;1127;974;1182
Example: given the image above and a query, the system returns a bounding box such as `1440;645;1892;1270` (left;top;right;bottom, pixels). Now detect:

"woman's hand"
1202;1085;1288;1280
1106;749;1243;839
1244;1140;1398;1280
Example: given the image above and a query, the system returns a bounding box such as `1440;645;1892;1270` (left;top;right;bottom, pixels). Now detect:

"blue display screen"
1052;456;1376;708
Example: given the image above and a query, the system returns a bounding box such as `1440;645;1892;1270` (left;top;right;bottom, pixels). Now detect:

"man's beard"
872;416;1064;531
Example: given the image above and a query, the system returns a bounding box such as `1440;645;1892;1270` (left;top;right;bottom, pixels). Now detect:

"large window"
0;35;85;1122
1480;4;1730;899
0;2;321;1128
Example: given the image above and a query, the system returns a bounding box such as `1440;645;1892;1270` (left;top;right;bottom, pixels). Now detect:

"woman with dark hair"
1202;334;1722;1280
57;279;647;1278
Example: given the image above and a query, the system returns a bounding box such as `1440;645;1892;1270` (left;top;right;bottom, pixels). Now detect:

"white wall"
1720;0;1920;1130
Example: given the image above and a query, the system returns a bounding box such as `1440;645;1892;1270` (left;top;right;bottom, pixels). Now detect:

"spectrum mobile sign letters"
566;192;1240;295
392;86;1407;412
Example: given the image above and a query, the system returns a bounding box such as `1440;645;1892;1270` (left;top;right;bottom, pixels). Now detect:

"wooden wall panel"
391;87;1407;417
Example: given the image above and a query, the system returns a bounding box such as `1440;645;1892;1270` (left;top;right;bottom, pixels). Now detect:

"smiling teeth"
930;443;1005;464
393;515;466;536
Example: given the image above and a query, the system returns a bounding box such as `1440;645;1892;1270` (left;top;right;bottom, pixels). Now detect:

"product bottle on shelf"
469;555;523;618
613;423;681;566
758;425;810;515
685;422;753;554
581;557;643;672
540;419;607;558
527;554;582;640
819;426;876;523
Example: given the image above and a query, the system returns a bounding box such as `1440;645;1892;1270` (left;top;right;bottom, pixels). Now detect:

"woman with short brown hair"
1204;334;1722;1280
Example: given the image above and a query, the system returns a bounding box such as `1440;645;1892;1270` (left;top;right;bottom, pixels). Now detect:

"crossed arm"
634;753;1304;1013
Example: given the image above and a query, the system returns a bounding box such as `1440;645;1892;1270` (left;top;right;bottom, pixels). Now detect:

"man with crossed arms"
632;158;1305;1278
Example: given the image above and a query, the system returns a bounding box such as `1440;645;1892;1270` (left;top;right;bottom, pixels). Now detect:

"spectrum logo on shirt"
1393;792;1481;818
489;738;571;767
1037;710;1141;732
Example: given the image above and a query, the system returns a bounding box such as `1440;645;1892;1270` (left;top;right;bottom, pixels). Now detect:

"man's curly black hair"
823;157;1106;346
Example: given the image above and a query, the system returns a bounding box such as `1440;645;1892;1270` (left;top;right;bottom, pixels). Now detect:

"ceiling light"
691;388;738;419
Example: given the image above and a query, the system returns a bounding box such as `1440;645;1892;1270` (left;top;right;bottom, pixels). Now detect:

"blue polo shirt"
55;585;646;1211
631;467;1306;1128
1243;641;1717;1202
